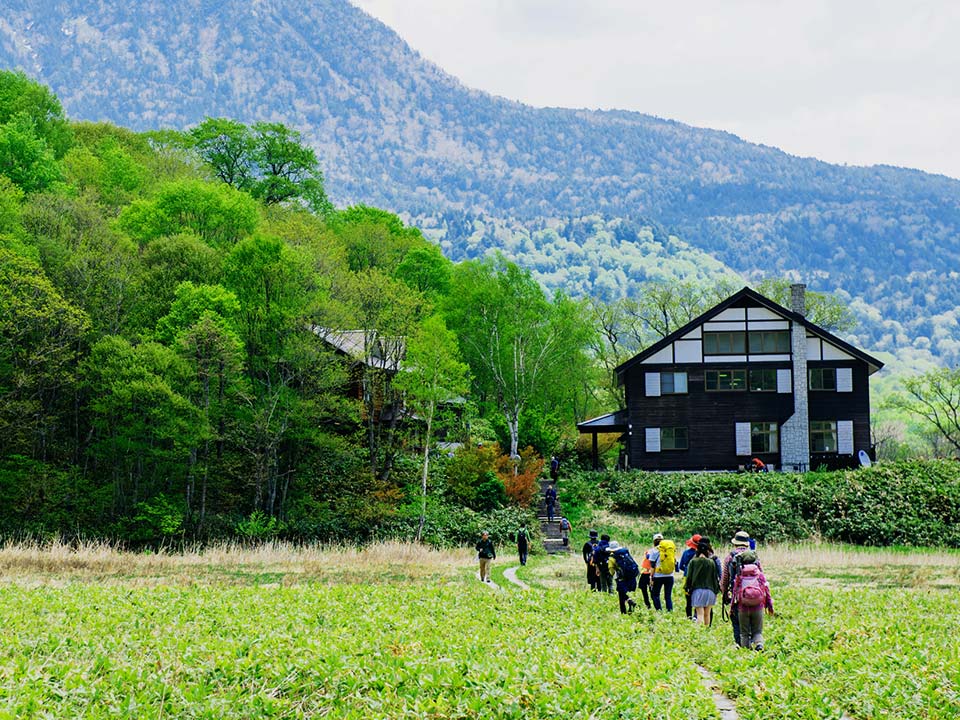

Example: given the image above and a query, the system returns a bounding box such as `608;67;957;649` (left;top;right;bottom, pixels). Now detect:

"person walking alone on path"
550;455;560;481
582;530;600;590
684;537;721;626
544;483;557;523
475;531;496;583
515;524;529;566
559;516;572;547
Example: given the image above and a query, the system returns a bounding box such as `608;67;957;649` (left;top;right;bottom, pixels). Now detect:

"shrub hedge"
573;460;960;547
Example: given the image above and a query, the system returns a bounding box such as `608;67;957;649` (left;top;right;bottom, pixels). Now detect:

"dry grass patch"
0;540;474;585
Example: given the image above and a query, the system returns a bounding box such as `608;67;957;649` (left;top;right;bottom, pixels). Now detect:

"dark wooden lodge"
578;285;883;471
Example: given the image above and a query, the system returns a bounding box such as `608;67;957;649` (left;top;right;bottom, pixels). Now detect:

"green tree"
118;179;259;248
395;244;453;301
0;250;90;460
445;255;585;459
0;71;72;158
888;368;960;456
343;268;426;480
154;282;241;344
0;114;63;193
188;117;254;188
755;278;856;332
393;315;469;540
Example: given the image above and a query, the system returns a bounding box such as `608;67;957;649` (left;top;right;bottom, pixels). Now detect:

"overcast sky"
353;1;960;180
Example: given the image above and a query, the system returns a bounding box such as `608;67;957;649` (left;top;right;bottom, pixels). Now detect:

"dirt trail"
502;565;530;590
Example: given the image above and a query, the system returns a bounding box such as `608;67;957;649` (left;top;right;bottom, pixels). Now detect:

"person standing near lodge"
516;524;529;566
544;483;557;523
476;531;496;583
582;530;600;590
720;530;757;645
684;537;721;626
677;533;702;619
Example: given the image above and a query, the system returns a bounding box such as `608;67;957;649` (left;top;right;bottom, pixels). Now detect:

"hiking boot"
627;599;637;613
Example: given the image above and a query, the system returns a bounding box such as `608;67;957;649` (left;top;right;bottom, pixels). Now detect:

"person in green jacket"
475;531;496;583
684;537;721;626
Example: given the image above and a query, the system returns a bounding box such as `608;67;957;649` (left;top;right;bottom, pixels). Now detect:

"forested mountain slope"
3;0;959;361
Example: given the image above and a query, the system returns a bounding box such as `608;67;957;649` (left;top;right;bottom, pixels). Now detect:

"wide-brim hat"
607;541;621;551
588;529;599;538
685;533;702;549
731;530;750;547
652;533;664;542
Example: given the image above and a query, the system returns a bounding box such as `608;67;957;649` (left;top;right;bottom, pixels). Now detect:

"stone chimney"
790;283;806;316
781;282;810;471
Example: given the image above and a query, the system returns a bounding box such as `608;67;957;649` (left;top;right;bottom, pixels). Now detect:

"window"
749;331;790;354
703;331;746;355
809;368;837;391
749;368;778;392
811;421;838;452
660;372;688;394
705;369;746;391
751;422;778;453
661;427;688;450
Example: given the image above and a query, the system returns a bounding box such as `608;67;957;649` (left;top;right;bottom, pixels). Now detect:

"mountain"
2;0;960;363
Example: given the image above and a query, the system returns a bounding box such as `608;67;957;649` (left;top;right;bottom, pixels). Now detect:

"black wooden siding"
624;359;873;471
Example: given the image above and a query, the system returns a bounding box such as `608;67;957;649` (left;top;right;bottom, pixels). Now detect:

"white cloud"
352;0;960;179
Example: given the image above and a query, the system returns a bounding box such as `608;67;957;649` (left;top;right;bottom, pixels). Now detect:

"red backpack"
733;563;766;608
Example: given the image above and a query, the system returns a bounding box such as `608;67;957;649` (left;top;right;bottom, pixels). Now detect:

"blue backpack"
613;548;639;582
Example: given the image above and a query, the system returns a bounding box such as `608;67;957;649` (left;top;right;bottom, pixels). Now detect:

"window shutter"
777;368;792;394
645;428;661;453
837;420;854;454
645;372;661;397
735;422;751;455
836;368;853;392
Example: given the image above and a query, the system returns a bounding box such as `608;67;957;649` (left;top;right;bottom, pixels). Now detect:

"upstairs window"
811;420;838;452
661;372;688;395
703;331;746;355
749;330;790;354
706;369;747;391
809;368;837;391
751;422;779;453
749;368;778;392
661;427;688;450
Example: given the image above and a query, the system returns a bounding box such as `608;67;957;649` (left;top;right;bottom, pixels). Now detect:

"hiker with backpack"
647;533;677;611
516;524;529;566
721;530;759;646
732;558;774;650
592;533;613;593
608;541;640;614
638;537;657;608
475;531;496;583
559;516;572;547
582;530;600;590
684;537;721;626
677;533;703;619
544;483;557;523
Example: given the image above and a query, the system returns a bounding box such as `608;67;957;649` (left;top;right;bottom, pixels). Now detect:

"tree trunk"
416;409;433;543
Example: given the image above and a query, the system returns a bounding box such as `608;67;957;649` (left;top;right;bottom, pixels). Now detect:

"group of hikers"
476;526;774;650
580;528;774;650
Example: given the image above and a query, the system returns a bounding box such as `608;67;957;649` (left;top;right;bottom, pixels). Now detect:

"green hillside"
2;0;960;362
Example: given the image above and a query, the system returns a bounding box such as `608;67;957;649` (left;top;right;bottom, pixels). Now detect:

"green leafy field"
0;545;957;719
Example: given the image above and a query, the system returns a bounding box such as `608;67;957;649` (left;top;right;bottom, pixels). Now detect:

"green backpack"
656;539;676;574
